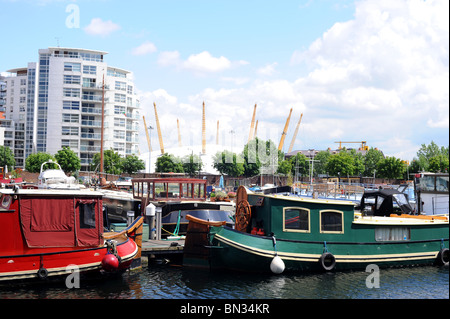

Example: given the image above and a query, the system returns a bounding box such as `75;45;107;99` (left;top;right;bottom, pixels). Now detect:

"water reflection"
0;265;447;299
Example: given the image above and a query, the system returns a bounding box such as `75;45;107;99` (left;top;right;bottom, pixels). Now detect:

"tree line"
0;146;145;176
153;139;449;180
0;141;448;179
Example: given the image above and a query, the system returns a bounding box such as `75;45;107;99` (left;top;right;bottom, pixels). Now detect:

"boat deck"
141;239;185;256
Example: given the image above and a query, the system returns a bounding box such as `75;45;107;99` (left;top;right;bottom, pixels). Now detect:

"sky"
1;0;448;162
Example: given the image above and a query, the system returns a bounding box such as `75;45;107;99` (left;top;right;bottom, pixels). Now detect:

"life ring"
319;252;336;271
436;248;449;266
235;200;251;233
37;267;48;280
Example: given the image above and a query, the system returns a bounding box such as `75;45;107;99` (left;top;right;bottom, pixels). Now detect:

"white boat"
38;160;81;190
414;172;449;216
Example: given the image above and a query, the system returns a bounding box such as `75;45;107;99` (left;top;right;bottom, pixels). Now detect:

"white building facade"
1;47;140;171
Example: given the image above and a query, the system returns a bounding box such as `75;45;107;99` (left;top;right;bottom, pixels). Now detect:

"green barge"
183;187;448;273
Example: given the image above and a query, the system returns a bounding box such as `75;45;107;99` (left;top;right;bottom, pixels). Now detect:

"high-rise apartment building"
1;47;140;171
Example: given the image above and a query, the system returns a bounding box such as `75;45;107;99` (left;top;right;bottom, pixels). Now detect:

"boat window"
436;176;449;192
375;227;410;241
79;202;96;229
320;210;343;233
283;207;309;232
418;175;436;192
1;195;12;209
376;196;385;210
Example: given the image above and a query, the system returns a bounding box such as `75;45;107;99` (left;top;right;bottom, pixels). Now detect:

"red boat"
0;187;143;282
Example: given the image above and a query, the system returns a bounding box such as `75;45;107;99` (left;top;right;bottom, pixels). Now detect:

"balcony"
81;120;108;128
82;83;110;90
80;145;101;152
81;94;109;103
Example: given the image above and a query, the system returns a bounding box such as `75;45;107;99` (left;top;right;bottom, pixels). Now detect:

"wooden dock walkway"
141;239;185;256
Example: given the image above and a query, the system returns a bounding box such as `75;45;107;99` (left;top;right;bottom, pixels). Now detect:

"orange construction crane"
334;141;368;150
248;104;257;142
288;113;303;153
142;115;152;152
202;101;206;154
278;108;293;151
177;119;182;147
216;120;219;145
153;102;164;154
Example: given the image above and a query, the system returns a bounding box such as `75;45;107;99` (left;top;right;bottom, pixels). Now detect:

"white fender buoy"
270;255;285;274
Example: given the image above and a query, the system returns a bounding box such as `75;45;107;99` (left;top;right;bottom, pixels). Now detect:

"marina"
0;263;448;300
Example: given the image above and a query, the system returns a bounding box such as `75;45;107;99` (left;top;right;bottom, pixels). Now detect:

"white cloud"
157;50;248;74
84;18;121;36
183;51;231;73
257;62;278;76
139;0;448;161
132;41;157;56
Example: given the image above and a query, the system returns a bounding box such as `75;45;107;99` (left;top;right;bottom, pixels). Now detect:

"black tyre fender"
436;248;449;266
319;252;336;271
37;267;48;280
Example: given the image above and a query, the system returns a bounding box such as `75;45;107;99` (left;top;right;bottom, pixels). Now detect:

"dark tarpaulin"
19;196;103;248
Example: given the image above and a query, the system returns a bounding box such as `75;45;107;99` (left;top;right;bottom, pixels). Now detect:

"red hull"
0;188;143;282
0;236;138;281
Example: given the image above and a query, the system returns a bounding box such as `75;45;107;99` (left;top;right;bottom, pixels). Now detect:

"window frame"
319;210;344;234
282;207;311;233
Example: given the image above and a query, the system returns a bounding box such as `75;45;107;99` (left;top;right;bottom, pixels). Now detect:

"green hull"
209;226;448;273
183;192;449;273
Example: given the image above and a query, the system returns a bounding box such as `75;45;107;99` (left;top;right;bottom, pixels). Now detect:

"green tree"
91;149;123;175
349;149;365;176
241;138;262;177
428;154;449;173
122;155;145;174
289;152;310;178
0;146;15;172
313;151;330;176
277;159;293;175
411;141;449;173
364;148;384;176
182;154;203;177
376;156;406;179
326;151;355;177
213;150;244;177
155;153;184;173
25;152;57;173
54;147;81;174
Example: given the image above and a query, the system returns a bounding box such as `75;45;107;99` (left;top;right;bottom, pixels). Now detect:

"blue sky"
1;0;448;161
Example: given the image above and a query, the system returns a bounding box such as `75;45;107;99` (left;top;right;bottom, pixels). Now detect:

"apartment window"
62;113;79;123
64;62;81;72
63;88;80;97
283;207;310;232
127;85;133;95
20;88;27;95
20;79;26;86
107;69;126;78
115;81;126;91
113;142;125;152
64;75;81;85
83;65;97;75
62;126;79;136
114;130;125;139
20;97;26;103
115;93;126;103
320;210;344;233
114;118;126;127
63;101;80;110
114;105;126;115
61;139;79;148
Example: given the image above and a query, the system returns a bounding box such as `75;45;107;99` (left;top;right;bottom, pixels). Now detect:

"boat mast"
100;73;105;175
